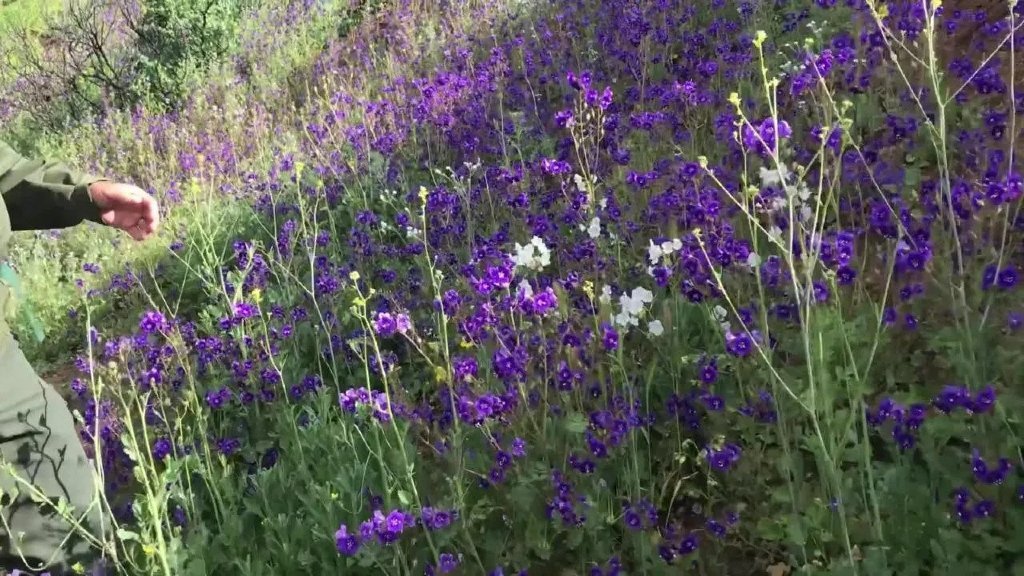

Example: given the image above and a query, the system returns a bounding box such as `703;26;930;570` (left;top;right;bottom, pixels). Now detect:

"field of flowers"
3;0;1024;574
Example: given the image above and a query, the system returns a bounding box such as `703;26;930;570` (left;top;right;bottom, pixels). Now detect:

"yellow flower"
349;271;361;282
753;30;767;49
251;288;262;305
434;366;447;382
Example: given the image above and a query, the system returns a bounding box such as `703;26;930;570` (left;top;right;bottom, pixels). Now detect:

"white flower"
619;293;640;315
631;286;653;304
799;205;813;222
517;279;534;299
797;184;811;202
746;252;762;268
648;319;664;336
611;286;656;328
648;240;663;265
620;288;650;315
711;305;731;332
587;217;601;239
574;173;588;192
614;311;639;327
513;243;535;268
648;238;683;265
759;163;791;187
513;236;551;271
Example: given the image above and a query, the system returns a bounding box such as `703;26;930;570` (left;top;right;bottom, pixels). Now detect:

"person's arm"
0;141;108;231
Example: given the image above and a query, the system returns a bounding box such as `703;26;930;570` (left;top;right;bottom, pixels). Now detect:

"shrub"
0;0;248;132
130;0;247;107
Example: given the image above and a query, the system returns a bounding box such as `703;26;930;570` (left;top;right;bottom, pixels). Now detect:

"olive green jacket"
0;141;108;351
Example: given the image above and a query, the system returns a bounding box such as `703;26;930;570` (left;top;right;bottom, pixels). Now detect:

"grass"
0;0;64;77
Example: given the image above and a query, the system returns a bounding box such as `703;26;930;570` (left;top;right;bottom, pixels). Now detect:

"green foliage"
131;0;246;108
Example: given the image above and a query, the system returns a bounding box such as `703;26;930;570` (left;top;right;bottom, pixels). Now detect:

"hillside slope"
2;0;1024;575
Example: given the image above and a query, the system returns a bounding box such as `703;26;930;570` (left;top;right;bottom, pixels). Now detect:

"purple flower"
232;301;258;320
438;552;460;573
139;310;168;334
725;330;755;357
973;500;995;518
933;385;971;413
395;313;412;334
698;357;718;384
511;437;526;458
971;450;1013;485
373;312;398;337
706;443;742;471
742;117;793;155
421;507;456;531
335;524;360;556
601;323;619;351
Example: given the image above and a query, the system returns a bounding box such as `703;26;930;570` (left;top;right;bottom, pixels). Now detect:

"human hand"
89;181;160;241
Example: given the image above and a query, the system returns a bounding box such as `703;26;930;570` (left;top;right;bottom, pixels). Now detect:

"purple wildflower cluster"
339;387;410;423
336;505;460;557
867;384;999;451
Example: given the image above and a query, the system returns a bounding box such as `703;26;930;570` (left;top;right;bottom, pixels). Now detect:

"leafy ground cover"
3;0;1024;575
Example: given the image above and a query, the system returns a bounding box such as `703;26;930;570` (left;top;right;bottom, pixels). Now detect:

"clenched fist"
89;181;160;241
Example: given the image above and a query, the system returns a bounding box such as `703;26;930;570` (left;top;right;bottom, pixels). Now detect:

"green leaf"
786;518;807;546
904;164;921;188
117;528;141;542
397;489;412;507
526;518;551;559
564;412;589;434
755;516;785;541
509;482;536;509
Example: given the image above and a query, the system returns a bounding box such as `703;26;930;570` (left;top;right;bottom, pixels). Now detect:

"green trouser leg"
0;338;107;574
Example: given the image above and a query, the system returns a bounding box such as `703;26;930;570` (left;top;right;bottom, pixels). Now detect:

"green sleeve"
0;141;107;231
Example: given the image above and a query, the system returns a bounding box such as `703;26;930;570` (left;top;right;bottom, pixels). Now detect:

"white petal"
518;279;533;299
648;242;663;264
